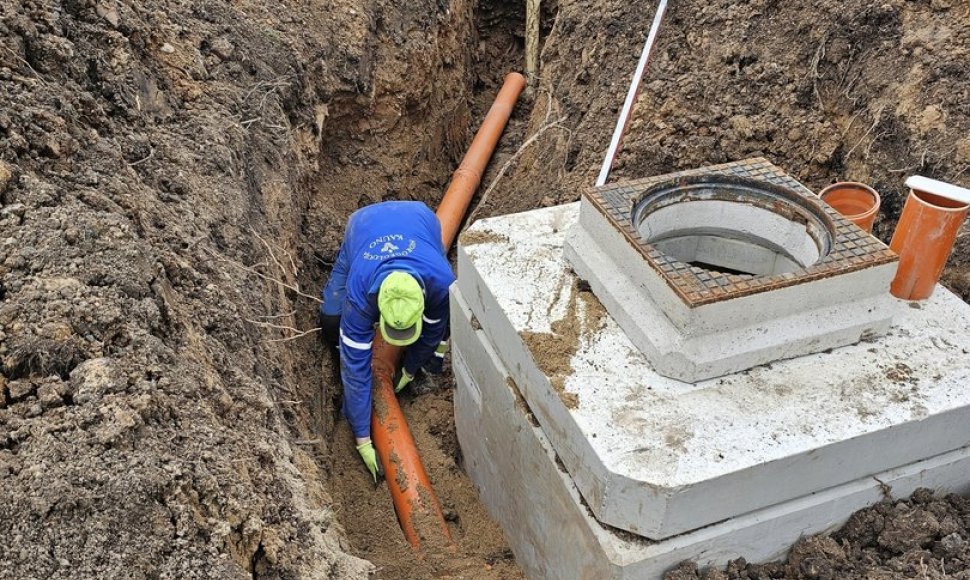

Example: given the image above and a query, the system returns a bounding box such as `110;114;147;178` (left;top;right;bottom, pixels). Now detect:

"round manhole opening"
632;176;836;277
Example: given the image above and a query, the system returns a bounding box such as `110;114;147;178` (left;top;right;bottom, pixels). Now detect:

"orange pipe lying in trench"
437;73;528;247
370;72;527;554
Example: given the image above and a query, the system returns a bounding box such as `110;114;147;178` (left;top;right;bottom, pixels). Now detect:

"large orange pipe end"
889;188;969;300
370;340;455;554
369;72;526;555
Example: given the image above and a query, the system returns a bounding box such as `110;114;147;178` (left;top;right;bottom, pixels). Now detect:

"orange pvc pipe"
370;72;526;554
819;182;881;233
369;339;453;553
438;73;527;247
889;188;969;300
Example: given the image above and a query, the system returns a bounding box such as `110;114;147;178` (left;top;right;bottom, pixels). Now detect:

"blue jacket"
320;201;455;439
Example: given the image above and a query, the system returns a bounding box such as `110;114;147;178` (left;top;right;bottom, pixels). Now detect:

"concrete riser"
458;239;970;538
452;287;970;580
565;200;899;383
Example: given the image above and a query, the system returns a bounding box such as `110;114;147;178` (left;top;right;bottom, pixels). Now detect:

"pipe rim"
910;188;970;213
632;175;837;262
819;182;881;222
819;181;880;203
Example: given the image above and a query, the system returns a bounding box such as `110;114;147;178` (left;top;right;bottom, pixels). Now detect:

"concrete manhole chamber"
452;158;970;579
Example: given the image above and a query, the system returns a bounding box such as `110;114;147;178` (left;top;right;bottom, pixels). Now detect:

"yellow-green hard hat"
378;271;424;346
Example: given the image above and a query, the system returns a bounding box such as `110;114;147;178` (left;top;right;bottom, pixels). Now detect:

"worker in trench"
319;200;454;482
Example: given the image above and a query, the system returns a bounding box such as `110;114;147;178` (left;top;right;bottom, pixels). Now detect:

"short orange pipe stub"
889;188;969;300
819;181;881;233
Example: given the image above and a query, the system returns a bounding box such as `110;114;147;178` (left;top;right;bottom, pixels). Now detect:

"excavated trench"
2;0;970;579
0;0;535;577
266;0;536;577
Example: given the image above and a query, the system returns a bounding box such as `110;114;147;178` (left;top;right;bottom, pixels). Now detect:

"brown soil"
481;0;970;301
2;0;970;578
0;0;526;577
665;488;970;579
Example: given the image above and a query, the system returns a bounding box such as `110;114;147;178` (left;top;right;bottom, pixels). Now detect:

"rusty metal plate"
584;158;898;307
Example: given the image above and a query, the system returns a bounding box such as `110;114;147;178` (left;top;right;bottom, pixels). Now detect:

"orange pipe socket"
889;176;970;300
819;182;880;233
370;72;526;554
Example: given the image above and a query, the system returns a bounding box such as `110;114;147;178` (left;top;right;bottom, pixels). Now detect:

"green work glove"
436;340;450;357
356;441;383;483
393;368;414;393
424;341;449;375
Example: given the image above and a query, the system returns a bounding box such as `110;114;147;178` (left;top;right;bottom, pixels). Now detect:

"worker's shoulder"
353;200;434;218
424;252;455;287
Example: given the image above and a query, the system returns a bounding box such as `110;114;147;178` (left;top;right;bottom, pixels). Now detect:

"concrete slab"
563;160;899;382
456;202;970;539
452;286;970;580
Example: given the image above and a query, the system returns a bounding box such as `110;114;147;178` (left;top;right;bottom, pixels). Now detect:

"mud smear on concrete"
459;228;511;246
520;277;607;409
507;376;539;428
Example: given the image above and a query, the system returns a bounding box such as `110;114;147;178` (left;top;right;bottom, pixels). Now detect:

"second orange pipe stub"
889;188;969;300
370;72;526;554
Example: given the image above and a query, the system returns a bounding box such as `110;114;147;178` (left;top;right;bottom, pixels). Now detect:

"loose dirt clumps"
0;0;523;577
0;0;379;575
664;488;970;579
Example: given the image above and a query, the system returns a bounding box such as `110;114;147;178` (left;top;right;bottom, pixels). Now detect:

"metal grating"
584;158;898;307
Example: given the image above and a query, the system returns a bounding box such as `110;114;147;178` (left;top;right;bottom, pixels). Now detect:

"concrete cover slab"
452;286;970;579
456;202;970;538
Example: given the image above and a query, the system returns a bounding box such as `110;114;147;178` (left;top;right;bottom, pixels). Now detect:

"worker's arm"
320;242;352;316
401;291;448;376
339;299;376;440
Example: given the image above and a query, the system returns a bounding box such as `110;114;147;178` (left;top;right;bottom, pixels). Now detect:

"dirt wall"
0;0;489;577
